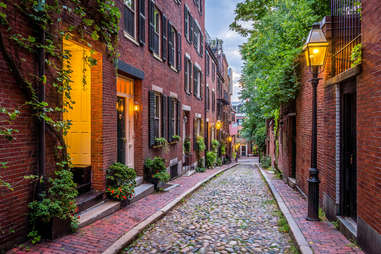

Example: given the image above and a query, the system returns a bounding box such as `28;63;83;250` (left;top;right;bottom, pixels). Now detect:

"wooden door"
341;82;357;220
117;77;135;169
63;40;91;167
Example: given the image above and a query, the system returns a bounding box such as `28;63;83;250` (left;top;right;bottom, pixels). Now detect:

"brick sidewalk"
261;169;364;254
9;164;237;254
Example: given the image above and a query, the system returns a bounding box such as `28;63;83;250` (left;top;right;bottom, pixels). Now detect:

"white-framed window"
193;65;201;98
169;25;177;68
196;118;202;136
153;7;161;56
184;55;192;94
124;0;137;39
154;92;162;138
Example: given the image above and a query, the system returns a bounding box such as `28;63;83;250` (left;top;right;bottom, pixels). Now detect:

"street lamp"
303;23;328;221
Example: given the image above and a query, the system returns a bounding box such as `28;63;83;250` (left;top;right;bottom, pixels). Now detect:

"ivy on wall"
0;0;120;242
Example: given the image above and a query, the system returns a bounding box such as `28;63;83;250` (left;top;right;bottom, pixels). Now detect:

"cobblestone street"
124;163;295;253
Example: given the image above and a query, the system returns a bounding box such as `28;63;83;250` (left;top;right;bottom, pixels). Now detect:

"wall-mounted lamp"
215;120;222;130
133;103;140;112
227;136;232;143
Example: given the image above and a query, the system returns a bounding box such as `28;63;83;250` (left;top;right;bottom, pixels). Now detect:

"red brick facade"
266;4;381;253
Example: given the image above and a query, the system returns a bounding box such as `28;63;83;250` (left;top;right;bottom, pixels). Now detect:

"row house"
266;0;381;253
0;0;232;250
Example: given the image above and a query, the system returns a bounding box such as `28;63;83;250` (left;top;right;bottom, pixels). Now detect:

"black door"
341;82;357;220
117;97;126;164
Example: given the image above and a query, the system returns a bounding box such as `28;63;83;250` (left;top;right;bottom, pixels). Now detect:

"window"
193;65;202;99
168;97;180;142
206;53;210;76
212;91;215;112
154;93;162;138
184;6;189;41
149;0;161;56
212;63;215;82
196;118;201;136
153;8;160;55
206;86;210;111
168;25;176;67
184;56;192;94
124;0;137;39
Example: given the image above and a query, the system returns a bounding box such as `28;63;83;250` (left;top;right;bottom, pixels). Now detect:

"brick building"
0;0;233;250
266;1;381;253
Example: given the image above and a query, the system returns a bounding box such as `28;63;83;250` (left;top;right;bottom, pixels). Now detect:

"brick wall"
357;0;381;237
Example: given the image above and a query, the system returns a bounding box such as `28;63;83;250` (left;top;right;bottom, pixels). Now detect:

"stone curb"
102;163;239;254
256;164;314;254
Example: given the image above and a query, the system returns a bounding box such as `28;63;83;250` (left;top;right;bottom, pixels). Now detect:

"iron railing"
331;0;361;75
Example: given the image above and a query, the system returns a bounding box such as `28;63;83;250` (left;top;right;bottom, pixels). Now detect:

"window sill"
153;53;163;62
170;65;178;73
170;140;179;145
123;31;140;47
152;144;163;149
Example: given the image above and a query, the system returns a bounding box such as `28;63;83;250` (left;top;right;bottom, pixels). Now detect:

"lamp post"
303;23;328;221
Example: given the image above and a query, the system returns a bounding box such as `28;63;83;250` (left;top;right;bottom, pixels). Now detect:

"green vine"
0;0;120;242
351;43;362;68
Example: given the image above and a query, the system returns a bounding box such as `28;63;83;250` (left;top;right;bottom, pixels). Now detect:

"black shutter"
148;0;154;52
184;7;188;41
124;6;135;37
184;56;188;93
162;15;167;61
177;100;181;137
193;118;197;151
193;64;197;98
176;32;182;71
168;22;174;66
189;61;192;94
200;0;202;15
168;98;173;142
200;71;203;100
138;0;146;45
161;95;167;140
149;91;155;147
200;33;203;56
189;15;193;43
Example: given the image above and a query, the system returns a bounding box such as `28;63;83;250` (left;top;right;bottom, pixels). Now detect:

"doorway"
241;145;247;157
340;80;357;221
117;77;135;169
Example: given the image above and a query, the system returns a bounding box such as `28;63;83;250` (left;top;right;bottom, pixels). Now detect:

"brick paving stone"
123;164;294;254
9;164;237;254
258;159;364;254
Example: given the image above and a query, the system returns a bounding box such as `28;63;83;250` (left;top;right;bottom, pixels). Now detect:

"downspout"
37;0;46;198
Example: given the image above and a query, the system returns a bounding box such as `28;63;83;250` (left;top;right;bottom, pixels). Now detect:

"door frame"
117;75;135;169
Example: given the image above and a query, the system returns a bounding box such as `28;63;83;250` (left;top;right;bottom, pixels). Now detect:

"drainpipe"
37;0;46;198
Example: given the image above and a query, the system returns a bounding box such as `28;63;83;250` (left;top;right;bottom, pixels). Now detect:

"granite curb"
256;164;314;254
102;163;239;254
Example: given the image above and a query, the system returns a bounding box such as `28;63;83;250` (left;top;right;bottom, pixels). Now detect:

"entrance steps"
77;176;154;228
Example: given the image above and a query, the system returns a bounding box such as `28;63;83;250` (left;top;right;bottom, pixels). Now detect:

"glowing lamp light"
303;23;328;69
227;136;232;143
215;120;222;130
133;103;140;112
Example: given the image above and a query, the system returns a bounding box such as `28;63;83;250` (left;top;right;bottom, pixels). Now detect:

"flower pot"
38;217;72;240
151;178;160;191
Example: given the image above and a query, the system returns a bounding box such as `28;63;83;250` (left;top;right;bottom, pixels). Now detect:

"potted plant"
206;151;217;168
28;169;78;242
144;157;170;190
171;135;181;143
105;162;136;207
154;137;169;153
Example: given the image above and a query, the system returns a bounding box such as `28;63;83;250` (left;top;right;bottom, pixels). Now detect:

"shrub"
220;143;226;156
144;157;170;183
211;139;220;152
196;167;206;173
260;156;271;169
106;163;136;201
196;136;206;153
172;135;181;142
216;158;223;166
206;151;217;168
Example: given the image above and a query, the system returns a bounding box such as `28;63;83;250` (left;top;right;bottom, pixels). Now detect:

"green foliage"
211;139;220;152
183;137;191;154
27;230;41;245
206;151;217;168
144;157;169;183
260;156;272;169
351;43;362;67
106;163;136;201
155;137;169;153
196;136;206;152
216;158;223;167
231;0;328;149
28;169;79;241
196;167;206;173
220;143;226;156
172;135;181;142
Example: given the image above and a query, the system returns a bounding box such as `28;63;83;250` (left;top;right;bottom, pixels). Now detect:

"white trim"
152;85;163;93
170;158;178;166
123;31;140;47
195;113;202;118
212;88;215;92
206;118;209;122
170;92;178;99
185;53;191;59
206;83;209;88
182;104;191;111
194;62;201;70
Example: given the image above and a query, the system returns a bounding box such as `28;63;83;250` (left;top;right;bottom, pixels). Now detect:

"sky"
205;0;247;102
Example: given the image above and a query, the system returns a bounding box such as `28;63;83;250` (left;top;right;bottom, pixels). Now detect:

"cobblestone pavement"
124;164;295;254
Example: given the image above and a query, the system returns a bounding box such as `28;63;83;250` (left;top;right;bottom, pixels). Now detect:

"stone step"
131;183;154;203
78;200;120;228
135;176;144;187
76;190;103;213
